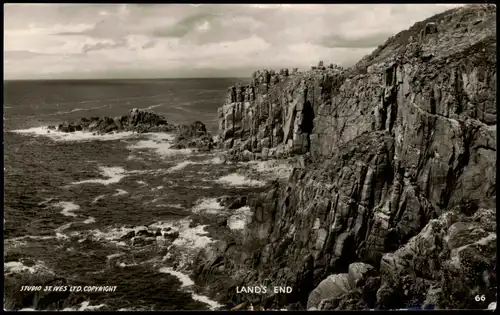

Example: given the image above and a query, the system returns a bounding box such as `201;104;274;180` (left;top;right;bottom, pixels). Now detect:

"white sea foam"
159;267;222;310
92;194;106;204
167;156;224;173
192;198;225;215
247;159;294;180
12;126;137;142
192;293;223;310
4;260;52;276
56;232;70;240
38;197;56;206
79;302;106;311
107;253;125;260
216;173;265;187
83;217;96;224
62;301;106;311
5;235;56;245
146;103;163;110
152;186;164;191
4;261;37;275
127;133;192;156
159;267;195;287
71;166;126;186
54;201;80;217
55;222;73;233
137;180;147;185
227;206;253;230
149;219;215;250
208;156;225;164
87;225;156;244
118;262;138;268
112;189;128;196
196;186;214;189
87;227;135;244
167;161;195;172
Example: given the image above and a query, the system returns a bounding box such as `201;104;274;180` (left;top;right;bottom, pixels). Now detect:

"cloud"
317;33;396;49
3;3;465;80
82;39;127;53
151;13;219;38
4;50;57;60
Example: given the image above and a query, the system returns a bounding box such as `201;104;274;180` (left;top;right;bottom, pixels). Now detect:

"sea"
3;78;292;311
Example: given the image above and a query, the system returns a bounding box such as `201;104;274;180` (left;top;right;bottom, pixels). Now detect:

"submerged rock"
217;195;247;210
163;231;180;241
119;231;135;241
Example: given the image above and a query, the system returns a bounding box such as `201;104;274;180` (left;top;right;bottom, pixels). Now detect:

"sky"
4;3;464;80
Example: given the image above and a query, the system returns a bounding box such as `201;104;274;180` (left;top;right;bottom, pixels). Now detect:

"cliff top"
238;4;495;84
353;4;496;71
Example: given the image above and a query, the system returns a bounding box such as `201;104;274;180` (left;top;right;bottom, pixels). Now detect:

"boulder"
164;231;180;241
119;231;136;241
307;274;353;309
171;121;213;151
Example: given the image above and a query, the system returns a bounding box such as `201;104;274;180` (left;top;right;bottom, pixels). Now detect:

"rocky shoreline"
190;4;497;311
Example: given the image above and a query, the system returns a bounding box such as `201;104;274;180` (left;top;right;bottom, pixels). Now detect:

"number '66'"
475;295;486;302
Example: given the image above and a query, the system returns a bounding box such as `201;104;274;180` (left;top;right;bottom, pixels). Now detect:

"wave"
215;173;265;187
126;133;192;157
83;217;96;224
146;103;164;110
70;166;127;186
167;161;195;172
166;156;225;173
191;198;224;215
246;159;294;180
106;253;125;261
112;189;128;197
92;194;106;204
5;235;57;244
55;222;73;233
12;127;138;142
54;201;80;217
227;206;253;230
62;301;106;311
4;260;53;277
159;267;222;310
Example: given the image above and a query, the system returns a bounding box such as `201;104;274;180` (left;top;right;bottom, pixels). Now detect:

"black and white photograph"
3;2;497;311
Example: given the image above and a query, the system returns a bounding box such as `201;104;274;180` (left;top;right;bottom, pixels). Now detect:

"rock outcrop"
57;108;175;134
170;121;214;152
218;66;343;160
55;108;214;151
193;4;496;310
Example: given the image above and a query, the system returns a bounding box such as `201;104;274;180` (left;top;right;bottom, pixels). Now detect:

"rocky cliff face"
194;4;496;310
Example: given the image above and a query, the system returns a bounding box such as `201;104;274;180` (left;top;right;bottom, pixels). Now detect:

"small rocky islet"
51;107;215;152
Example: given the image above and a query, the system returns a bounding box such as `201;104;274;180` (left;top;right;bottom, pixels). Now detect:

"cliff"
194;4;497;310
